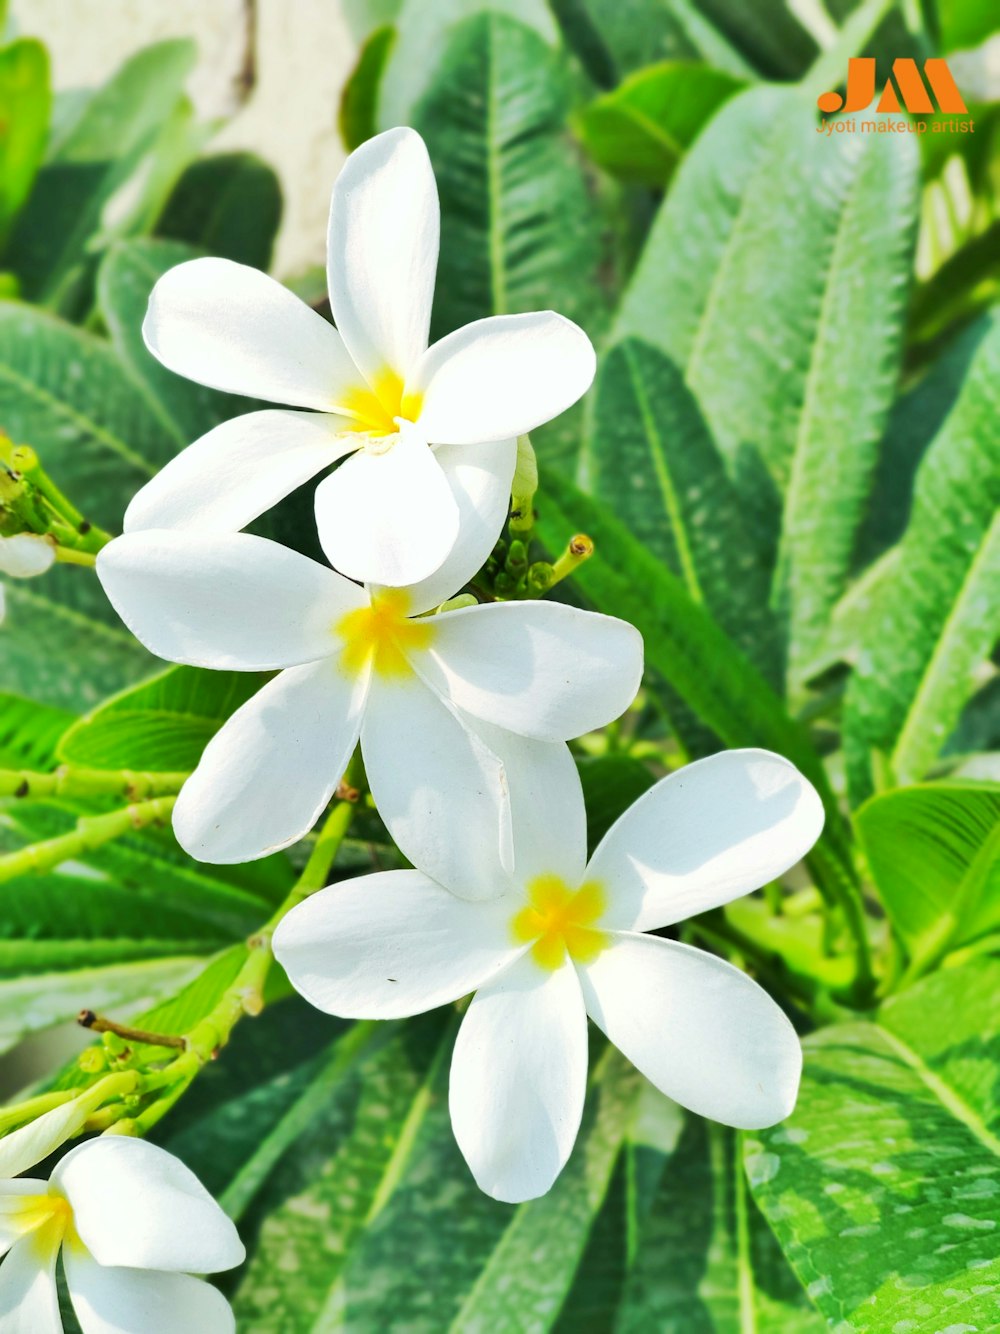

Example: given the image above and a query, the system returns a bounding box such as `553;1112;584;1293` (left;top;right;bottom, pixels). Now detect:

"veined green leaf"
575;61;743;187
58;665;271;772
0;693;74;770
6;39;196;313
844;313;1000;796
0;38;51;248
587;337;782;687
157;152;283;272
747;959;1000;1332
855;781;1000;966
616;85;919;688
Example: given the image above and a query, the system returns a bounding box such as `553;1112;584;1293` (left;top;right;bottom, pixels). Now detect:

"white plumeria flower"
126;127;596;587
0;1105;244;1334
97;519;642;878
0;534;55;625
273;749;824;1204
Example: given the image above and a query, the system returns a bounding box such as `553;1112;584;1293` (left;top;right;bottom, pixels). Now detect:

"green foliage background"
1;1;999;1330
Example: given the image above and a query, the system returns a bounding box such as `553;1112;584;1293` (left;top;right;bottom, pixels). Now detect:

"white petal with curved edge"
54;1138;244;1273
98;531;367;671
173;658;367;864
362;675;514;900
64;1250;235;1334
450;952;588;1203
143;257;360;410
588;750;825;933
468;719;587;891
274;869;518;1019
0;1183;52;1261
411;312;596;445
315;426;459;585
0;1100;92;1180
124;410;355;534
395;438;516;615
420;601;643;740
327;127;438;384
0;535;54;579
579;934;802;1129
0;1224;61;1334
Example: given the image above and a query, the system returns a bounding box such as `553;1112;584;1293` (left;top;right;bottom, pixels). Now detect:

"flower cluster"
1;127;824;1329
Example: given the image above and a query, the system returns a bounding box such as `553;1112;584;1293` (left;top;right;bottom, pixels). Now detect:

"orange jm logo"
818;57;967;115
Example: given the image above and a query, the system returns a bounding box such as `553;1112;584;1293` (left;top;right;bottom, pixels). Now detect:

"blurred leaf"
378;0;556;129
0;38;51;248
856;781;1000;964
157;152;283;272
938;0;1000;51
0;955;200;1057
575;61;743;186
339;26;397;152
576;753;655;856
59;665;271;772
414;12;605;339
692;0;819;78
97;236;251;446
616;85;919;690
747;959;1000;1331
844;312;1000;795
587;338;783;688
6;40;196;314
0;693;74;770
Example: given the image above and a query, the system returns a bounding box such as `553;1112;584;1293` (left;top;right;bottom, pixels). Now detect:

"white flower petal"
579;933;802;1129
0;536;55;579
123;410;355;535
411;312;596;445
0;1100;91;1180
450;953;588;1203
420;601;643;740
588;750;825;933
273;869;517;1019
0;1225;61;1334
397;438;517;615
0;1183;50;1261
64;1250;235;1334
314;426;459;585
173;659;367;864
54;1138;243;1274
143;257;359;410
468;719;588;890
362;675;514;900
98;531;367;671
327;127;438;384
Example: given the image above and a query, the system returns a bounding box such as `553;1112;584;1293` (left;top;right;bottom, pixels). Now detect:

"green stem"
806;840;875;1005
11;445;113;553
0;795;176;884
0;766;188;800
54;546;96;568
116;795;358;1137
549;533;594;587
0;1089;78;1136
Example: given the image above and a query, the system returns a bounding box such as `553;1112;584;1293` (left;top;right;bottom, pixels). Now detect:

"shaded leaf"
157;152;283;272
0;38;51;247
339;26;397;152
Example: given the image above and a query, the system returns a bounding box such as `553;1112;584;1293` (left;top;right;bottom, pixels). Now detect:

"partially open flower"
97;522;642;877
126;128;596;587
273;749;824;1203
0;534;55;625
0;1131;244;1333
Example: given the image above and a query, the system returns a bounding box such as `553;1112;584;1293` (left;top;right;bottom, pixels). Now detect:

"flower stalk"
0;795;177;884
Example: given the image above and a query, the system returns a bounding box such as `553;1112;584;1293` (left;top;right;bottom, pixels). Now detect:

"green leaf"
0;38;51;247
413;12;605;341
575;61;743;187
616;85;919;687
855;781;1000;965
611;1091;824;1330
58;665;271;771
97;237;248;447
157;152;283;271
0;693;74;770
377;0;556;129
747;959;1000;1332
844;312;1000;795
6;39;196;312
576;753;655;856
586;338;782;687
536;464;844;846
0;955;201;1057
339;26;397;152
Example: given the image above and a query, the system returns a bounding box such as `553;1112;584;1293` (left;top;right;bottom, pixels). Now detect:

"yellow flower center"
511;874;609;971
340;368;424;438
2;1191;72;1248
337;589;432;679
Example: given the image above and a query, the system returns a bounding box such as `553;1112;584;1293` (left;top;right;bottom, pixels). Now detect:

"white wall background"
11;0;358;276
